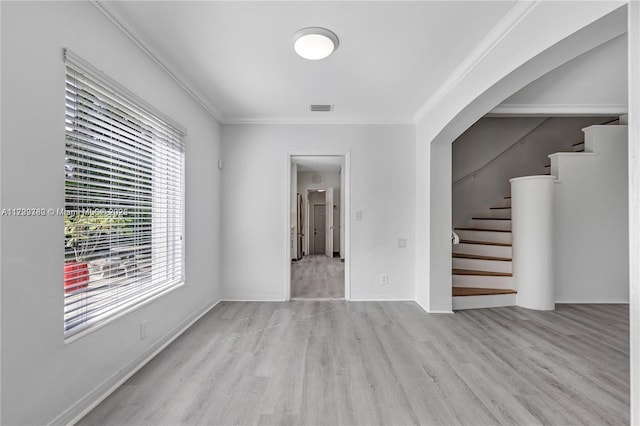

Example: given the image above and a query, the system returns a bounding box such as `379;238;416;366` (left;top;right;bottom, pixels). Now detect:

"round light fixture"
293;27;339;60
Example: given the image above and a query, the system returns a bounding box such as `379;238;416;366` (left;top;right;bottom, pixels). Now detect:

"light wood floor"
291;254;344;299
79;302;629;425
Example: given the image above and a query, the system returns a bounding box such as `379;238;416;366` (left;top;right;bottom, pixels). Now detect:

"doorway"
312;203;326;254
287;154;349;300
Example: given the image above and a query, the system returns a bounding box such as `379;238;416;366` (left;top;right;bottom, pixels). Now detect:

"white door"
325;188;333;257
313;205;326;254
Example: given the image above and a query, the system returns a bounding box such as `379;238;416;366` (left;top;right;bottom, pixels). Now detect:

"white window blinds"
64;49;185;337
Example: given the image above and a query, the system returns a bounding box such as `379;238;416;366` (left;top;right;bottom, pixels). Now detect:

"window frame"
63;48;186;341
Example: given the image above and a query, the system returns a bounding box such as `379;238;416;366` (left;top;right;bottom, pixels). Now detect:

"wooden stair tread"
472;217;510;221
458;239;512;247
576;149;585;152
572;141;585;146
489;207;511;210
452;253;511;262
455;227;511;233
453;287;517;297
504;196;511;199
452;269;512;277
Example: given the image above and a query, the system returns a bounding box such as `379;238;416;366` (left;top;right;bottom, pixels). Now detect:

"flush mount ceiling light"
293;27;339;60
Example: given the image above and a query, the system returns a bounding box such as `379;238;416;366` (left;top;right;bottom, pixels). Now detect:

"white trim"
509;175;556;183
555;300;629;304
628;2;640;423
53;299;221;426
488;103;628;116
549;152;598;158
90;0;223;121
415;298;454;314
412;0;538;122
291;297;345;301
286;151;351;301
221;118;414;125
285;153;292;301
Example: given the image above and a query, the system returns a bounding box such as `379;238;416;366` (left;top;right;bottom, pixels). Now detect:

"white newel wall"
510;176;556;310
551;125;629;303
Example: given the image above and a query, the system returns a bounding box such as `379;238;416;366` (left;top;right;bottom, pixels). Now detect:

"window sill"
64;281;185;345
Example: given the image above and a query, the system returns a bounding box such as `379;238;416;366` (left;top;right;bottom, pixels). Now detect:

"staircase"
452;195;516;310
543;140;586;174
452;118;625;310
452;117;626;310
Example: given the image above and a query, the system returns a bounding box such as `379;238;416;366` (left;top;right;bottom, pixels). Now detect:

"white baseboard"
414;298;454;314
349;298;414;302
54;299;222;426
291;297;345;301
221;298;286;302
555;299;629;304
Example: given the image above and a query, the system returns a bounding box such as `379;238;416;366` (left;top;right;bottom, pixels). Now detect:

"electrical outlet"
355;210;363;220
380;274;389;285
398;238;407;248
140;321;148;340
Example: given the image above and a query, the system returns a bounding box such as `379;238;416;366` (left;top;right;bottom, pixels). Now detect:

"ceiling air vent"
310;104;333;112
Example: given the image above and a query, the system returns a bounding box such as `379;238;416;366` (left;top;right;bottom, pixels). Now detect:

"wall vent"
310;104;333;112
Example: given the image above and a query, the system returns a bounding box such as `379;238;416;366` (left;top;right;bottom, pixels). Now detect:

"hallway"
291;255;344;299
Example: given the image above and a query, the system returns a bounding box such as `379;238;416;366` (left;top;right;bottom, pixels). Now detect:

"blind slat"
64;50;185;338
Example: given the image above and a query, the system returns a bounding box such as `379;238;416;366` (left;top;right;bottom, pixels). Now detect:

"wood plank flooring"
79;302;629;425
291;254;344;299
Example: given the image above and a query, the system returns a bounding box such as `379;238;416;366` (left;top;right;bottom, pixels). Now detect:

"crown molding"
487;103;628;116
91;0;223;122
221;117;414;125
412;0;538;123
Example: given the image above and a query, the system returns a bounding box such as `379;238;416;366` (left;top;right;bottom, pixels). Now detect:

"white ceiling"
103;1;517;124
293;156;343;172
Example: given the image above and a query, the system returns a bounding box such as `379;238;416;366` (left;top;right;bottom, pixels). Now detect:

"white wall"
297;171;341;254
552;126;629;302
453;117;613;227
453;117;545;182
221;124;415;301
0;2;221;425
496;34;628;113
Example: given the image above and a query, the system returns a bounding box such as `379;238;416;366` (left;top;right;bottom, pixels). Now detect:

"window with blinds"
63;49;185;337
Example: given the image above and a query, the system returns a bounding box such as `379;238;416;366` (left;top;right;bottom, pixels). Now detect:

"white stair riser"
455;229;512;244
453;293;516;310
452;274;514;289
489;208;511;219
453;243;512;258
452;257;512;273
469;219;511;231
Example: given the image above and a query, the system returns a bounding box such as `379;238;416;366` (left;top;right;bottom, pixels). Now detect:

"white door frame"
285;151;351;301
